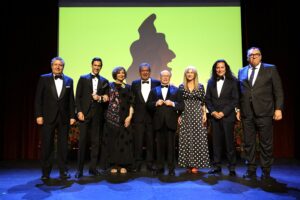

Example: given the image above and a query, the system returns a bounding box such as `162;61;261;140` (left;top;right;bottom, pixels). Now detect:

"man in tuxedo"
35;57;76;180
75;57;109;178
205;59;239;176
147;70;184;176
237;47;284;180
131;63;160;172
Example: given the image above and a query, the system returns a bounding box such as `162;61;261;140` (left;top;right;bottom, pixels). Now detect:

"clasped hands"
211;111;225;119
155;99;174;107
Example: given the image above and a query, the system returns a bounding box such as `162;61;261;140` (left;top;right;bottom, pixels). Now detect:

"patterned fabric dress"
100;82;134;168
178;84;210;168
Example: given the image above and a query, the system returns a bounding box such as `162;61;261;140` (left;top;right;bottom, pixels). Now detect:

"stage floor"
1;159;300;200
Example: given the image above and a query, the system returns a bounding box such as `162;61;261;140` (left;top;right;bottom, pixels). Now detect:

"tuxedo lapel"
137;80;145;103
241;67;251;88
89;74;93;93
59;77;67;99
49;75;58;99
252;64;265;88
166;86;172;100
211;83;219;98
97;76;102;94
156;86;163;100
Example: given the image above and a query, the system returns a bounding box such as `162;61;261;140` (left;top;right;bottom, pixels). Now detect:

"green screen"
59;7;242;90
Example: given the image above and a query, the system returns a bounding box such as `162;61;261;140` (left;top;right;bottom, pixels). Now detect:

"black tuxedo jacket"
238;63;284;117
35;73;75;124
131;78;160;123
205;77;239;122
75;73;109;119
147;85;184;131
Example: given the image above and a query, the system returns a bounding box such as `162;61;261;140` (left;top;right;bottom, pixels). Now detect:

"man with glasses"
236;47;284;181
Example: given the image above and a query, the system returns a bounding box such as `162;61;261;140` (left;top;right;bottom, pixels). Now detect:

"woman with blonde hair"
178;66;210;173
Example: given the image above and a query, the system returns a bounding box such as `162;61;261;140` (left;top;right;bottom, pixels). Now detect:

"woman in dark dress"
101;66;134;174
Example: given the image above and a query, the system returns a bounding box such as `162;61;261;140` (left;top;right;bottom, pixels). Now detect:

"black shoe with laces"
168;170;175;176
59;171;71;179
208;167;222;174
41;174;50;180
75;170;83;179
229;170;236;177
89;169;101;176
243;170;256;179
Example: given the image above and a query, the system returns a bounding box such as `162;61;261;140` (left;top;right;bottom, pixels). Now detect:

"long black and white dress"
100;82;134;168
178;84;210;168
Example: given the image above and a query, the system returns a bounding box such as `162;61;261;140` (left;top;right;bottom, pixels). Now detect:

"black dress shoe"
208;168;222;174
168;170;175;176
146;164;154;172
154;168;165;175
60;171;71;179
243;170;256;179
75;171;83;179
229;170;236;177
89;169;101;176
41;175;50;180
261;172;271;180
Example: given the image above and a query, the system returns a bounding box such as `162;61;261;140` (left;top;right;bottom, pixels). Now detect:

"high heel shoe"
186;168;192;173
191;168;198;174
120;168;127;174
110;168;118;174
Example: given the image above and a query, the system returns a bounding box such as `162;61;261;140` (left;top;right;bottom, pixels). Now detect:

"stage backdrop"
58;5;242;89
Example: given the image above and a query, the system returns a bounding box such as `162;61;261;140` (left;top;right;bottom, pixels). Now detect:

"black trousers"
77;106;103;171
211;118;236;170
41;113;69;175
155;125;176;171
242;108;273;172
133;121;154;168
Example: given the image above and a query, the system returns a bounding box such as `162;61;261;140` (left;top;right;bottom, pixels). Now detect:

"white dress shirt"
161;86;168;100
217;77;225;98
54;75;63;97
141;78;151;102
92;73;99;94
248;63;261;86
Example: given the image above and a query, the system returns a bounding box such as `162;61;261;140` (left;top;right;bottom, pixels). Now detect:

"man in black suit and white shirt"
147;70;184;176
237;47;284;180
131;63;160;172
75;57;109;178
205;59;239;176
35;57;76;180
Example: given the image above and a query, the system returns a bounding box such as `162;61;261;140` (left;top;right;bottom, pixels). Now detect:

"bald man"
147;70;184;176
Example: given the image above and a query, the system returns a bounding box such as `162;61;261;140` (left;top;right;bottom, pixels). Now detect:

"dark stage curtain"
241;0;295;158
1;0;297;160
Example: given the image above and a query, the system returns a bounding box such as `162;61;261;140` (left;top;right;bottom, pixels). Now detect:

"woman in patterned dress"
101;66;134;174
178;66;210;173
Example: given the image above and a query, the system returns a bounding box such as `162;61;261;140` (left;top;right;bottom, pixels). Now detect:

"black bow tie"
91;74;99;79
216;76;224;81
142;80;149;84
54;75;63;80
161;85;169;88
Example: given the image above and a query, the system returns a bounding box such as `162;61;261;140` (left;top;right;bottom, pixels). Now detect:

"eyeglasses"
249;53;261;58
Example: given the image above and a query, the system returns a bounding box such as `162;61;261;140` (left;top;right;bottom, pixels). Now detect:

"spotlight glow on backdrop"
59;6;242;90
